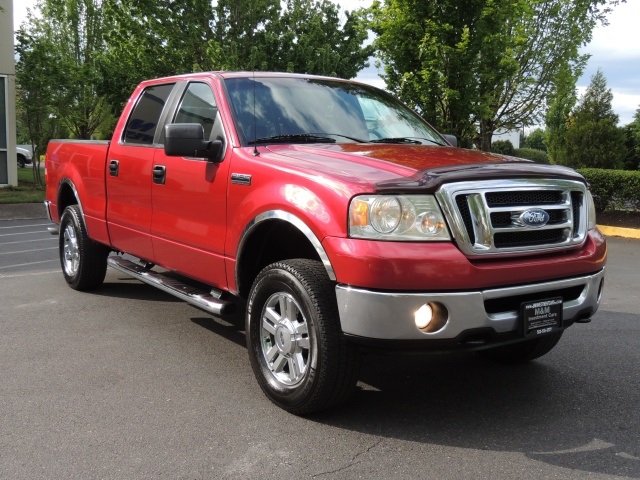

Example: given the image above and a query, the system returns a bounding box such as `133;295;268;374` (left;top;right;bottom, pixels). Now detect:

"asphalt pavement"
0;211;638;479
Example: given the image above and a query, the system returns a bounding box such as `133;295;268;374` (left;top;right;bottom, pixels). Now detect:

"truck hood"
265;144;584;193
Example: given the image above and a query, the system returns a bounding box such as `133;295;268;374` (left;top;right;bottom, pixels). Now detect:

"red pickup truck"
45;72;607;414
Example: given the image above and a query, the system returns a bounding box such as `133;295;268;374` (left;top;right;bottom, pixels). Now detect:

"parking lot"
1;217;638;479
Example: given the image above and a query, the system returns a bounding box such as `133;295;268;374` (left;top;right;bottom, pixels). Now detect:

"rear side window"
123;83;175;145
174;82;218;140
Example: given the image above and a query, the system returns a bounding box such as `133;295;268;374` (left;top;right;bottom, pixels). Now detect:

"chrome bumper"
335;269;605;341
44;201;59;235
44;200;54;222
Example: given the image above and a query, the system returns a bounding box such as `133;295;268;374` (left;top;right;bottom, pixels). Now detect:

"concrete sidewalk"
0;203;47;221
1;202;639;239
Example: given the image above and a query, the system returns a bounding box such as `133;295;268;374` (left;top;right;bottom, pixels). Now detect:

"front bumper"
336;268;605;343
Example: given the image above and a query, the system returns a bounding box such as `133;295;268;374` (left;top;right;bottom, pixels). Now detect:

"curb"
0;203;47;221
597;225;640;240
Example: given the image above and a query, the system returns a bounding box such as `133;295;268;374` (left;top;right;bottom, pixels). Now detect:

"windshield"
224;77;445;146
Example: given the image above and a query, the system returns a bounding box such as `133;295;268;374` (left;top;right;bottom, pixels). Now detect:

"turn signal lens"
417;212;445;236
349;198;369;228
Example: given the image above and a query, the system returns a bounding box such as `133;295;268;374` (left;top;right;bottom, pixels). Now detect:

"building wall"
0;0;17;186
492;129;521;149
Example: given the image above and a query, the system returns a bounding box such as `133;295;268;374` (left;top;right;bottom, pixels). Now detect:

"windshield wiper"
307;133;369;143
371;137;446;146
248;134;336;145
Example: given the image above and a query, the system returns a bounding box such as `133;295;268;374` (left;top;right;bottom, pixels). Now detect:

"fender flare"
58;178;89;232
236;209;336;282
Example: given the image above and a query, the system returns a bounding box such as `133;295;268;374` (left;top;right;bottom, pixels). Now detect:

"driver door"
150;81;230;288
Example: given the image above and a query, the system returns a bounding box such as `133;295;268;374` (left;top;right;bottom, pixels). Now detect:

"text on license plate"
522;297;563;337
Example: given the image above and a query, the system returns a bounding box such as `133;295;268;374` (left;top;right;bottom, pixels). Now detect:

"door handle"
153;165;166;185
109;160;119;177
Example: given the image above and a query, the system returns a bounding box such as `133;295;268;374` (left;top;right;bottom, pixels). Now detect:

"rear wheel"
59;205;110;291
479;331;564;364
246;259;360;414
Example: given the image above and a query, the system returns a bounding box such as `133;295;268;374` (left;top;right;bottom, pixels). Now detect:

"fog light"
415;304;433;329
414;302;449;333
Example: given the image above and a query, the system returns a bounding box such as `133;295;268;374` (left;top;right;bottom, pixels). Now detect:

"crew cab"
45;72;607;414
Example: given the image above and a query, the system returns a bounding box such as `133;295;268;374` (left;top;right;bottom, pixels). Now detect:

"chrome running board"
107;256;234;316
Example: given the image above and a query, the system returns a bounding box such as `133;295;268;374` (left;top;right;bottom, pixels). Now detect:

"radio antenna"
252;70;259;156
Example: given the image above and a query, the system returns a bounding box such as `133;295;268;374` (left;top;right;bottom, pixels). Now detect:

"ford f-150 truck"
45;72;607;414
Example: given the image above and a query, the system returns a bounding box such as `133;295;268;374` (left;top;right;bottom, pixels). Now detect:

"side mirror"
164;123;222;161
442;134;458;147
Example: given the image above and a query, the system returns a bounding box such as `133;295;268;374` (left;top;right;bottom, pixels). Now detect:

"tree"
16;0;112;144
99;0;372;115
99;0;222;113
491;139;515;155
622;106;640;170
561;69;626;169
370;0;620;151
522;128;547;152
545;63;580;164
270;0;372;78
15;7;72;185
212;0;281;71
14;30;58;186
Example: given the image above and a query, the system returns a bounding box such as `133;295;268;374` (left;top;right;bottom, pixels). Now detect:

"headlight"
349;195;451;241
587;190;597;230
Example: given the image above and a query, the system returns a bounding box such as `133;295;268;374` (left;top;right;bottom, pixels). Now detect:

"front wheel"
17;155;26;168
246;259;360;414
59;205;110;291
478;331;564;364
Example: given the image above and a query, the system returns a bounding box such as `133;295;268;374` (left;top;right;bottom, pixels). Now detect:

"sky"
10;0;640;126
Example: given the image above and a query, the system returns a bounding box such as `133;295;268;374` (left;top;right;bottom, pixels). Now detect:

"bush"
514;148;549;164
491;140;515;155
578;168;640;212
522;128;547;151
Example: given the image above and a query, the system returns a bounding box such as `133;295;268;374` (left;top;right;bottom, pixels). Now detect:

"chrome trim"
237;210;336;281
43;200;54;222
336;269;605;340
231;173;252;185
436;179;588;257
59;178;88;232
58;177;84;216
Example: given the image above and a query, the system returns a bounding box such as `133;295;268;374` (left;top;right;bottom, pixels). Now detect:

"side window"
123;83;175;145
174;82;218;140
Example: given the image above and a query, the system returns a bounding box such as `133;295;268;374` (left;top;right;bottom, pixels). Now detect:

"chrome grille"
436;179;589;256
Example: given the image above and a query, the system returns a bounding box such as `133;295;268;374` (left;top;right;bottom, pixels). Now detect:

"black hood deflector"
375;162;586;193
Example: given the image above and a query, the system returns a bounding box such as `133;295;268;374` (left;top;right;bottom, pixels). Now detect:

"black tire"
246;259;361;414
17;155;26;168
59;205;110;291
478;331;564;364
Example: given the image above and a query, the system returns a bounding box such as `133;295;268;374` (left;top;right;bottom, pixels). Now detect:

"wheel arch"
235;210;336;298
57;178;86;227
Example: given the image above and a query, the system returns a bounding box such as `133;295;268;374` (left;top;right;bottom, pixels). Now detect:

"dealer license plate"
522;297;563;337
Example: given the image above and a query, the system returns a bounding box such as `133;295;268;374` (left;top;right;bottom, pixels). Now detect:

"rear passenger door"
106;82;176;262
150;81;231;288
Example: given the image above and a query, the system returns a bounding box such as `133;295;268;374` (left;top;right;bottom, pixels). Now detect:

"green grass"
0;166;46;204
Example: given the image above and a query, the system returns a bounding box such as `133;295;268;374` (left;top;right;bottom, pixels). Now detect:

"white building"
0;0;17;186
492;128;520;149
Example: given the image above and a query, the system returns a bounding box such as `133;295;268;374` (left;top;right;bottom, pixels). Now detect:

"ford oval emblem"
519;209;550;227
